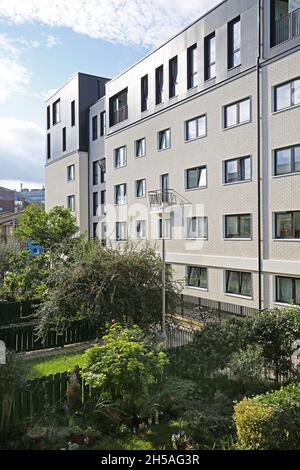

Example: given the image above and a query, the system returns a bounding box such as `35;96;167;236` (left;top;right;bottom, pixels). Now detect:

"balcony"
273;7;300;46
110;104;128;127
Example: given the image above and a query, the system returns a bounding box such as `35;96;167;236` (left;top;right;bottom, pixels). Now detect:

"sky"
0;0;221;191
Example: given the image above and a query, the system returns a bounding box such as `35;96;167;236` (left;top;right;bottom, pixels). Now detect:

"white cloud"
0;33;31;103
46;35;60;48
0;117;44;185
0;0;222;47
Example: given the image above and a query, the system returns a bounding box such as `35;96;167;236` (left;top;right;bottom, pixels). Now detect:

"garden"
0;204;300;450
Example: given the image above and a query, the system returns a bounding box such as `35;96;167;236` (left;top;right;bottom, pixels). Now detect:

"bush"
234;384;300;450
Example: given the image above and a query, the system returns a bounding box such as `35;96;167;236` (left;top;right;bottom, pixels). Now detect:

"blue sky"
0;0;220;190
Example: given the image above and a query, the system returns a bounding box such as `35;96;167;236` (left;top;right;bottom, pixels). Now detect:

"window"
115;184;127;205
225;156;251;183
186;216;208;239
141;75;148;112
67;164;75;181
187;44;198;89
47;133;51;160
101;190;106;215
92;115;98;141
187;266;207;289
109;88;128;126
67;195;75;212
116;222;127;241
135;138;146;158
275;211;300;239
101;222;107;246
185;115;206;141
155;65;164;105
224;98;250;128
158;129;171;150
47;106;50;130
228;17;241;69
161;173;169;202
158;217;171;239
204;33;216;81
93;222;98;239
136;179;146;198
100;158;106;183
225;214;251;238
93;192;99;217
136;220;146;239
114;146;127;168
226;270;252;297
275;78;300;111
62;127;66;152
275;145;300;175
92;161;99;185
276;276;300;305
186;166;207;189
100;111;106;136
169;56;178;98
52;99;60;125
71;100;75;127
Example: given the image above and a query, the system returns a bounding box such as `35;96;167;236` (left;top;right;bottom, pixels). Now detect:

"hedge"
234;384;300;450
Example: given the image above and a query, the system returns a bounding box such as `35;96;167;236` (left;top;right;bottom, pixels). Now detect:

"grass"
26;351;87;379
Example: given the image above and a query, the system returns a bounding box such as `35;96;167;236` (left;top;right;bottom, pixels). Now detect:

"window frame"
223;97;251;129
225;270;252;298
67;195;75;212
92;115;98;141
228;16;241;69
100;111;106;136
116;221;127;241
169;56;178;98
114;146;127;168
185;114;207;142
52;99;61;126
224;213;252;239
71;100;76;127
274;145;300;176
186;265;208;290
274;78;300;112
275;275;300;305
114;183;127;205
136;220;147;239
274;211;300;240
187;44;198;89
155;65;164;105
224;155;252;184
62;127;66;152
135;178;146;198
186;216;208;240
67;164;75;182
204;32;216;81
157;128;171;151
141;74;149;112
135;138;146;158
185;166;207;190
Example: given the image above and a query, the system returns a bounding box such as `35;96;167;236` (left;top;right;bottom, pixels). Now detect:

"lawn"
26;351;87;379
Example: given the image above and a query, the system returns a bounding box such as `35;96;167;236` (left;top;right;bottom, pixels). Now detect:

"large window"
116;222;127;241
169;56;178;98
62;127;66;152
136;220;146;239
224;156;251;183
52;99;60;125
141;75;148;112
275;211;300;239
100;158;106;183
225;214;251;238
224;98;251;128
187;44;198;89
187;266;207;289
67;195;75;212
71;100;75;127
67;164;75;181
228;17;241;69
92;115;98;141
274;78;300;111
47;106;50;130
114;146;127;168
115;184;127;205
100;111;106;136
226;270;252;297
93;192;99;217
186;216;208;239
186;166;207;190
274;145;300;175
47;133;51;160
155;65;164;105
158;129;171;150
204;33;216;81
185;115;206;141
276;276;300;305
135;138;146;158
135;178;146;198
109;88;128;126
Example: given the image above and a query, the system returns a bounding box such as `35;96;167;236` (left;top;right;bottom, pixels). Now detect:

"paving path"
17;340;98;360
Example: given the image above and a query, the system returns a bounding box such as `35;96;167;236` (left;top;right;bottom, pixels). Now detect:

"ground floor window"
225;270;252;297
276;276;300;305
187;266;208;290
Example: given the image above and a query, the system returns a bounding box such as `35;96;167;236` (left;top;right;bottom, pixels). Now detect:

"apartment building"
45;0;300;315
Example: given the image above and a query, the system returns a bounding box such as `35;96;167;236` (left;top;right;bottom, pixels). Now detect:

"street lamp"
148;188;190;341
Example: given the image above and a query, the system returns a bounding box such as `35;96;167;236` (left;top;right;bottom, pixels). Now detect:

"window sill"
114;165;127;170
136;196;146;199
273;301;300;307
184;134;207;144
225;293;252;300
222;120;251;131
272;172;300;179
273;238;300;242
272;102;300;116
135;155;146;159
157;147;171;152
185;186;207;192
222;179;252;186
185;237;208;241
224;238;252;241
186;286;208;292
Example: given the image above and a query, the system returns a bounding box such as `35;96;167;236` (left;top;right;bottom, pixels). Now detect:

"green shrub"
234;384;300;450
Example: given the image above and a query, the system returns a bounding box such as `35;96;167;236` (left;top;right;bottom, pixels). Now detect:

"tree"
14;204;78;251
35;240;182;337
82;324;168;419
0;241;14;286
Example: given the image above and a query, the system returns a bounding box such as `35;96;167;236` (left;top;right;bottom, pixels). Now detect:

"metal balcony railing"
110;104;128;126
274;7;300;45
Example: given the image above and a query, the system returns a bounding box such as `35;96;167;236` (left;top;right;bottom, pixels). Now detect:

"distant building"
0;187;27;214
0;211;23;246
20;186;45;204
